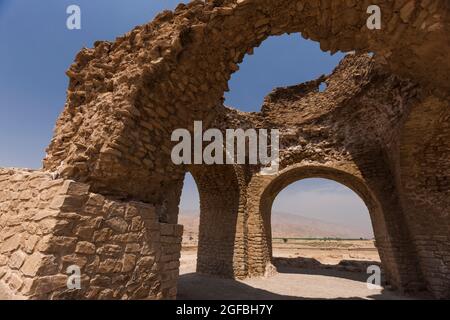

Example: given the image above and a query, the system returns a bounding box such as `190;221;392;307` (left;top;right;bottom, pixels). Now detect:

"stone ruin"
0;0;449;299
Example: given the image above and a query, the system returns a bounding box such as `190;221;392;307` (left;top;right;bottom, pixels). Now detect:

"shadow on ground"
273;257;382;283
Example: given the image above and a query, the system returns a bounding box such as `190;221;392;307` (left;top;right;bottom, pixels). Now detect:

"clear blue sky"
0;0;371;235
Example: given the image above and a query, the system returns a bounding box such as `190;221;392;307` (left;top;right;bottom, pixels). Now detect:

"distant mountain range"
178;211;373;240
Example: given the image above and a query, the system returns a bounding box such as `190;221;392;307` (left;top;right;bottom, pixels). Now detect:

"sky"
271;179;372;236
0;0;371;236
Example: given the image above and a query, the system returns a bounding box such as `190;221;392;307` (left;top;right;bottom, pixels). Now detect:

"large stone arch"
43;0;450;206
245;163;424;292
396;95;450;298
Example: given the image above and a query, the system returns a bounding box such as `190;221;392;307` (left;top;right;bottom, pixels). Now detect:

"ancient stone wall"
189;54;442;295
0;169;182;299
189;165;242;277
397;96;450;298
43;0;450;205
1;0;449;300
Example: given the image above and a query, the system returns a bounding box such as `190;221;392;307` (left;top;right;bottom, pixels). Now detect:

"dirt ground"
178;240;416;300
0;240;416;300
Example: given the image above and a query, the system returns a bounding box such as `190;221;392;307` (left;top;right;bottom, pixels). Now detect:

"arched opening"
46;0;388;200
178;172;206;282
0;0;446;301
224;34;344;111
177;172;200;275
178;173;200;243
269;178;383;298
176;165;244;300
271;178;374;240
175;31;347;263
397;96;450;298
169;30;423;299
173;32;350;298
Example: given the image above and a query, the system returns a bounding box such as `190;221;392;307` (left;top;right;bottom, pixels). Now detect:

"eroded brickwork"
1;0;449;299
42;0;450;204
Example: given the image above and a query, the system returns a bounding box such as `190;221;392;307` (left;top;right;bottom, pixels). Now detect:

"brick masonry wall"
398;96;450;298
0;169;182;300
190;165;242;278
244;163;426;293
1;0;449;300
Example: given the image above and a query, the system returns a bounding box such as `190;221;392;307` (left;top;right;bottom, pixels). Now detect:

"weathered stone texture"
1;0;449;299
42;0;450;204
0;169;182;299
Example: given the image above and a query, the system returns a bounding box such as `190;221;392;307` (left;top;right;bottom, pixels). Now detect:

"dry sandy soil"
178;240;417;300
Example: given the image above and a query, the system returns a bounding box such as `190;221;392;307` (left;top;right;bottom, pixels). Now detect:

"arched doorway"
224;34;344;112
397;96;450;298
174;31;348;281
269;178;383;296
43;0;442;203
271;178;373;240
177;166;243;278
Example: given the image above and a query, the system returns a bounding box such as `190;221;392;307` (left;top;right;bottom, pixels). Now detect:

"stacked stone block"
0;169;182;299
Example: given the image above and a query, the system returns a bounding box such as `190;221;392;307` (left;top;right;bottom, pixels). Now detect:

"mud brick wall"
0;169;182;300
1;0;450;300
43;0;450;205
398;96;450;298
